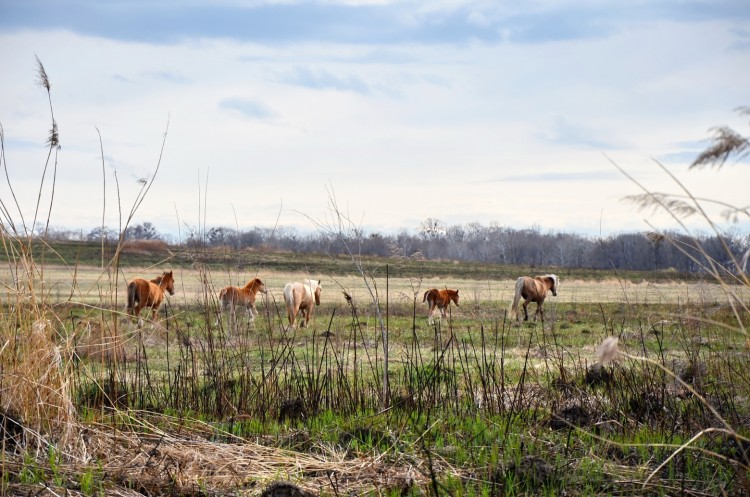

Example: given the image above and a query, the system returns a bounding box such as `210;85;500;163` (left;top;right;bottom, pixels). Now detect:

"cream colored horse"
283;279;322;329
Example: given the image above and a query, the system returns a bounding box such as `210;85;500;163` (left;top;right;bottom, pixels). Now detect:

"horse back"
527;276;548;301
128;278;159;308
220;286;238;304
425;288;458;308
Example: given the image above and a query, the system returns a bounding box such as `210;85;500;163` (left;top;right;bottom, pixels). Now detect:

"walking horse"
423;288;460;324
510;274;558;323
218;277;267;326
126;270;175;327
283;279;322;329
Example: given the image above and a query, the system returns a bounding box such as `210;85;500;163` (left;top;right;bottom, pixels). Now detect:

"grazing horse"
423;288;460;324
510;274;558;323
283;279;322;329
218;277;267;325
126;270;175;327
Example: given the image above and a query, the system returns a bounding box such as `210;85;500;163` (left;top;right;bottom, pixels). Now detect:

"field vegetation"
1;59;748;497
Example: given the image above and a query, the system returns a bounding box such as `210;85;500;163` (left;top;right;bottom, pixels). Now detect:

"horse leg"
288;302;300;330
300;307;309;328
215;300;225;327
246;304;256;328
227;304;237;333
522;301;530;321
130;303;143;328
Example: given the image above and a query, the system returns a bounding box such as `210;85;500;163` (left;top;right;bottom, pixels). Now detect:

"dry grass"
2;413;455;496
0;318;82;455
2;265;746;308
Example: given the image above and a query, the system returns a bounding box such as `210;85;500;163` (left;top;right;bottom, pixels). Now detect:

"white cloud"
0;3;748;238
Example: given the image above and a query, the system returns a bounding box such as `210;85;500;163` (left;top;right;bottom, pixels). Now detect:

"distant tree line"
39;219;749;274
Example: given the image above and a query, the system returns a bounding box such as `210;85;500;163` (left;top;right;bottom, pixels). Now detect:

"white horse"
283;279;322;329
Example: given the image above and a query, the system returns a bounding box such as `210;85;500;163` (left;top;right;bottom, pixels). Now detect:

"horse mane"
244;278;264;290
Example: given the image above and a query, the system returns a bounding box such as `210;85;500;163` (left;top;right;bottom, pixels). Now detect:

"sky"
0;0;748;241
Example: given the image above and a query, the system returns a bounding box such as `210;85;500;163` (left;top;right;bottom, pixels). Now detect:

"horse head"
252;278;267;294
452;289;460;306
163;271;175;296
548;274;559;297
313;280;322;305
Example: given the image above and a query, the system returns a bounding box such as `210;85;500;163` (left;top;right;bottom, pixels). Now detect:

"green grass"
2;246;748;496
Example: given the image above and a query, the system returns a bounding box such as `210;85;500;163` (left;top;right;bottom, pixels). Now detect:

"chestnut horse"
126;270;175;326
510;274;558;323
423;288;459;324
218;277;267;324
283;279;322;329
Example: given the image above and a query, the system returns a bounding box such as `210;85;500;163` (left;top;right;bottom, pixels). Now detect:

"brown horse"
423;288;459;324
126;270;175;326
283;279;322;329
218;277;267;324
510;274;558;323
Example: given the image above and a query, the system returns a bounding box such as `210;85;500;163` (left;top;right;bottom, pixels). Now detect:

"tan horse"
510;274;558;323
218;277;267;325
126;270;175;327
423;288;459;324
283;279;322;329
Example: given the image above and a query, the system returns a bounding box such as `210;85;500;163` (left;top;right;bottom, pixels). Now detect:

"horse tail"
510;277;524;320
282;283;289;303
422;290;430;303
126;281;138;313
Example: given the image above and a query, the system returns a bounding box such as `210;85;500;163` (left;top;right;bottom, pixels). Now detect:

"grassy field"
1;242;749;496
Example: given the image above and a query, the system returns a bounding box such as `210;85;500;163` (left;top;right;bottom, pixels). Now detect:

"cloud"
497;171;620;182
543;117;626;150
111;73;132;83
1;2;747;238
280;66;370;93
111;71;188;84
2;1;749;47
219;97;276;119
351;49;419;65
142;71;189;84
